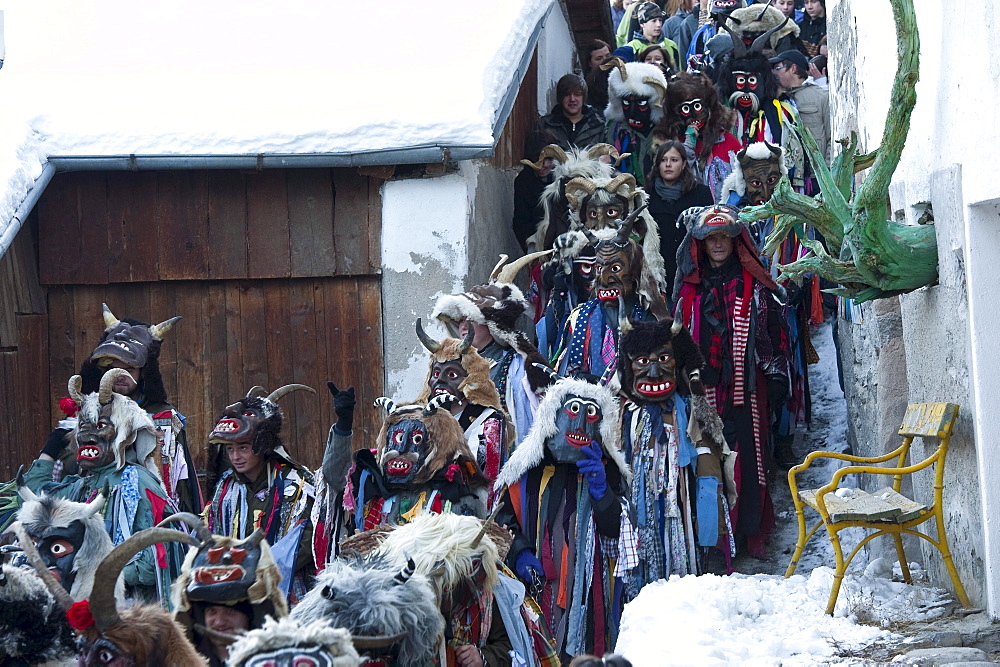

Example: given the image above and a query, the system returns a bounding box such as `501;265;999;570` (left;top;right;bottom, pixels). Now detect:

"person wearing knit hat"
614;1;681;68
672;205;791;561
432;251;553;448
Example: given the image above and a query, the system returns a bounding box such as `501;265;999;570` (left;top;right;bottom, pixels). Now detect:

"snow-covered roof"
0;0;555;253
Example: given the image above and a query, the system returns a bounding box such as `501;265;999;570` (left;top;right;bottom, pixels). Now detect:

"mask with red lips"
727;70;761;112
630;344;677;402
594;236;637;302
75;405;118;471
185;532;265;606
677;98;707;130
545;395;603;464
381;419;430;489
738;142;784;206
621;94;653;131
427;361;467;407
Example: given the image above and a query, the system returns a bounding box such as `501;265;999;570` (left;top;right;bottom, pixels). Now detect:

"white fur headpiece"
226;616;360;667
604;60;668;124
718;141;788;204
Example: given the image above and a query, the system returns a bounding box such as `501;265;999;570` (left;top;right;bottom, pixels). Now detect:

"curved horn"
352;632;409;651
616;202;649;244
641;76;667;103
564;177;598;212
241;528;265;550
672;297;685;335
519;144;569;171
374;397;397;416
245;386;267;399
15;466;39;504
764;140;782;158
600;56;629;82
457;325;476;355
424;393;458;416
68;375;85;405
736;145;748;162
415;318;441;354
471;501;504;549
90;527;197;632
605;173;637;197
87;491;107;517
156;512;214;546
493;249;554;285
7;523;74;612
531;363;563;383
750;16;790;54
488;255;509;282
393;553;416;585
99;368;130;405
265;384;316;404
101;303;120;330
720;21;748;59
149;315;182;340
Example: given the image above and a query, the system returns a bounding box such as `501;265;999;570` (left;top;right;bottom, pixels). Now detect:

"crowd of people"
0;2;834;666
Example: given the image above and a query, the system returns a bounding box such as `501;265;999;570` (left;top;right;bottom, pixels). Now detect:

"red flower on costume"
445;464;461;482
59;397;79;418
67;600;95;630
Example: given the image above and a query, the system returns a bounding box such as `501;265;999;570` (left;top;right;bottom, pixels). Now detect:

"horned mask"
89;303;180;371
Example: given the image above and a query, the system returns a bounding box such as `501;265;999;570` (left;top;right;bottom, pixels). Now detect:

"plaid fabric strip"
601;325;616;367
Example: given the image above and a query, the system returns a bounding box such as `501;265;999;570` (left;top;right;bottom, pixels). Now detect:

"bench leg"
825;526;847;615
893;533;911;584
785;506;809;577
935;511;972;607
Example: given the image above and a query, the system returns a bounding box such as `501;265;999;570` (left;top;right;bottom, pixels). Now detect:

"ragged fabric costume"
602;58;667;186
617;317;735;591
22;371;183;602
495;377;630;661
673;206;791;558
205;384;317;603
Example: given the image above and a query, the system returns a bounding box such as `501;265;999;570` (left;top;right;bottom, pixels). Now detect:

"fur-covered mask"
547;394;604;464
707;0;745;21
741;142;786;206
374;397;477;489
208;384;315;458
619;317;705;405
223;616;361;667
67;372;159;475
89;303;180;371
415;320;502;412
726;5;797;51
603;59;667;130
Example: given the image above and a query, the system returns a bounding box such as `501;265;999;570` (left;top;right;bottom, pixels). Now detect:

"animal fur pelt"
725;5;800;50
226;616;360;667
0;563;76;664
494;377;629;490
13;488;121;601
529;145;618;252
718;141;788;204
415;337;504;413
604;60;667;125
73;376;161;477
377;511;501;596
291;554;442;666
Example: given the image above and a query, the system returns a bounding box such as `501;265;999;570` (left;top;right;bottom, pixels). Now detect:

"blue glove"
576;442;608;500
514;549;544;583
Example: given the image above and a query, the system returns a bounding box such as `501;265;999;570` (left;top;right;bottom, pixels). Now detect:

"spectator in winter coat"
535;74;607;151
663;0;699;61
582;39;613;111
645;140;715;294
797;0;827;57
614;2;680;68
512;129;558;252
770;49;830;163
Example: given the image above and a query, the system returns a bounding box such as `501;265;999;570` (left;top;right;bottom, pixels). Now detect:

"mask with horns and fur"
414;320;503;414
603;58;667;133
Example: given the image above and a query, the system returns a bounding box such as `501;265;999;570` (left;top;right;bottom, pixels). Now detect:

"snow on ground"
615;319;955;665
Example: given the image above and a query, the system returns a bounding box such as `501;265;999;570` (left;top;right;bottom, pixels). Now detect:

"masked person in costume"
226;616;361;667
415;322;514;498
536;231;598;360
205;383;318;602
686;0;747;65
555;206;668;380
432;252;554;449
617;315;736;587
165;514;288;667
672;205;791;559
21;370;184;601
494;374;630;661
42;304;204;516
602;57;667;186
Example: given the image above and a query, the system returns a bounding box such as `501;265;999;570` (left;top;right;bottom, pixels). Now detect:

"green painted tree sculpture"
740;0;937;304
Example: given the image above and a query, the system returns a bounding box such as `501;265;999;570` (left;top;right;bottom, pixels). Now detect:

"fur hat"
226;616;361;667
414;326;505;413
726;5;800;50
604;59;668;125
618;317;704;403
718;141;788;204
433;251;554;392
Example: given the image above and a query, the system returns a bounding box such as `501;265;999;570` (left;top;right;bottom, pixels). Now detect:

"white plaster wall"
535;2;577;114
381;174;472;403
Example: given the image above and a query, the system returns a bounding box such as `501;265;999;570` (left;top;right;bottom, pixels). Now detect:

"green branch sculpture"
740;0;937;304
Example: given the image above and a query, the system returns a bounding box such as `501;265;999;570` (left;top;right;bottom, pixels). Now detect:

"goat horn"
424;393;458;416
245;386;267;399
616;202;648;244
605;173;637;197
519;144;569;171
393;553;416;585
90;527;197;632
374;397;397;415
720;21;748;59
415;318;441;354
493;249;554;285
101;303;120;330
750;16;790;54
242;528;265;550
488;255;509;282
352;632;409;650
99;368;131;405
156;512;214;547
601;56;628;82
471;501;504;549
764;140;782;157
564;177;598;197
457;325;476;355
531;363;563;383
149;315;182;340
7;523;74;612
266;384;316;404
68;375;85;405
15;466;40;504
672;297;685;335
88;489;108;517
641;76;666;103
586;143;620;161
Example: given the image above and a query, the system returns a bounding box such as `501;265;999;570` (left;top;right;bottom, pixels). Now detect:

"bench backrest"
898;403;959;439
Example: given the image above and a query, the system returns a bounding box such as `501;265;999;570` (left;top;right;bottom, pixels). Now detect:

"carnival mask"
75;406;118;471
630;344;677;402
89;304;180;371
77;637;131;667
739;143;783;206
545;395;603;464
381;418;431;489
709;0;742;18
428;361;467;402
582;195;628;231
594;238;636;302
728;71;760;113
32;520;86;592
244;646;337;667
677;97;708;130
621;94;652;131
209;399;268;446
185;531;265;605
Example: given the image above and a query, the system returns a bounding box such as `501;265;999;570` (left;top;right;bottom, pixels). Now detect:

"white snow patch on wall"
535;5;578;114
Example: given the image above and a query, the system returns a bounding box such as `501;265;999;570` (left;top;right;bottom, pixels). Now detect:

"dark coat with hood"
535;104;606;151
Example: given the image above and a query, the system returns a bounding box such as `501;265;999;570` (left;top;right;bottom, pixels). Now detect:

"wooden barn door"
11;168;385;480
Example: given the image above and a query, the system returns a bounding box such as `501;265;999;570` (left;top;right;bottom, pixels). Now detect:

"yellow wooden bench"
785;402;972;615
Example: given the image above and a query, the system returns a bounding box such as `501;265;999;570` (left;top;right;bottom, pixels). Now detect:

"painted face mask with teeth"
545;396;603;464
75;408;118;471
381;419;430;489
630;344;677;402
